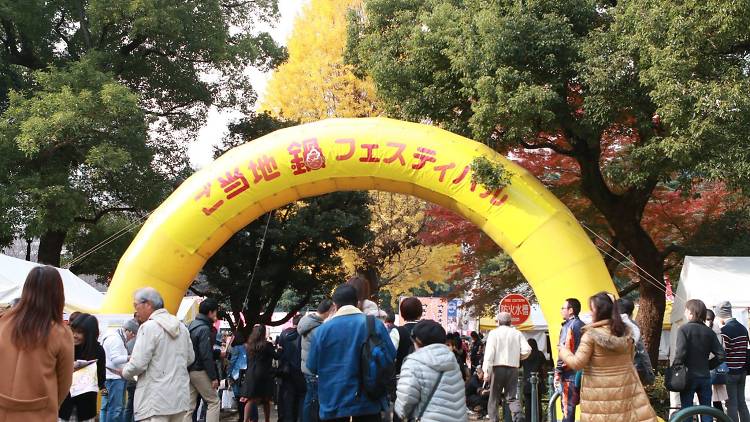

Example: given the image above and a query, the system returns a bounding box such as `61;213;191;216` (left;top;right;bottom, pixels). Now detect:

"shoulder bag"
413;371;444;422
665;363;688;392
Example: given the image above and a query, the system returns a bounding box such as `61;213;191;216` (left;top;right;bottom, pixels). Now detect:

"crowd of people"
2;266;749;422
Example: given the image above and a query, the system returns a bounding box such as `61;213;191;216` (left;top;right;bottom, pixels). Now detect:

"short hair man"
184;298;220;422
100;319;139;422
298;299;336;422
307;285;396;421
123;288;195;422
716;301;750;422
482;312;531;422
555;298;585;422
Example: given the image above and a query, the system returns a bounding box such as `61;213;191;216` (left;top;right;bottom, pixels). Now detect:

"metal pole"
548;373;555;397
530;372;539;422
547;390;560;422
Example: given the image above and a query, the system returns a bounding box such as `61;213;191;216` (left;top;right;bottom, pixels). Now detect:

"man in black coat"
185;298;221;422
277;314;306;422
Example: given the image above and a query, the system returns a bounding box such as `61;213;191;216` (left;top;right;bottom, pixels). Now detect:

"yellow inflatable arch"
102;117;615;348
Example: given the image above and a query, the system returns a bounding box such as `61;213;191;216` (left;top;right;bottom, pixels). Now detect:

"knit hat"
411;319;446;346
715;301;733;319
122;318;140;333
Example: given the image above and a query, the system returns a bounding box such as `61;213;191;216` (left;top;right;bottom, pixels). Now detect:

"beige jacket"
482;325;531;371
0;313;74;422
559;320;657;422
122;309;195;420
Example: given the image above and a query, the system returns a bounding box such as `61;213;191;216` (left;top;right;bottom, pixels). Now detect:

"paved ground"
219;409;488;421
219;408;276;422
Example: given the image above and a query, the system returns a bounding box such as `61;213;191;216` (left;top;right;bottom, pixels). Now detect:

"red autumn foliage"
420;122;735;303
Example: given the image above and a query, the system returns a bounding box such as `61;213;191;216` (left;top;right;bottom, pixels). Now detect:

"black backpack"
634;336;655;385
359;315;395;400
278;328;306;390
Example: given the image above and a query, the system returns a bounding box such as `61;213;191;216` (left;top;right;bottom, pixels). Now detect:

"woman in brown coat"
0;266;74;422
559;292;657;422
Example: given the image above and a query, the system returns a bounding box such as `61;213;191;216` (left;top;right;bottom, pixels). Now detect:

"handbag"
221;387;235;410
665;363;688;392
413;371;444;422
711;362;729;385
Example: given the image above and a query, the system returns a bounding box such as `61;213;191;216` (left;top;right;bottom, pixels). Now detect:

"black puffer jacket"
187;314;218;380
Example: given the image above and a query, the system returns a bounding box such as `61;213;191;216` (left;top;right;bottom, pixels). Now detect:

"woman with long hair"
0;266;74;421
59;313;107;422
240;325;276;422
705;309;728;412
558;292;657;421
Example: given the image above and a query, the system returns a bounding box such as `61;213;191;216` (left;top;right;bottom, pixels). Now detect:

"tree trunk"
37;230;66;266
610;219;666;366
574;140;665;365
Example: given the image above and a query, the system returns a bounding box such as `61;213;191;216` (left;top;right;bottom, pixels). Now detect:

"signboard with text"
499;294;531;325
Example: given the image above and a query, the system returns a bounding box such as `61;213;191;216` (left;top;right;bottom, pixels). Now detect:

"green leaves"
353;0;750;190
470;156;512;191
1;59;145;163
0;0;285;264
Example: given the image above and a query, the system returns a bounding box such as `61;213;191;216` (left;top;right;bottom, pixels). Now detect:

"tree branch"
119;35;147;56
74;206;137;224
188;286;210;297
257;282;287;322
661;244;688;261
617;281;640;297
1;18;45;70
520;138;576;157
71;0;93;50
267;289;313;326
221;1;257;8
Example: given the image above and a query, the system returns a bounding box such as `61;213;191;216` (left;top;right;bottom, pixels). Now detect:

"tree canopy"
349;0;750;361
196;112;372;331
261;0;456;300
261;0;377;121
0;0;286;266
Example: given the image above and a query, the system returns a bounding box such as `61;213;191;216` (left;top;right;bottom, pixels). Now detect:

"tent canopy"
479;304;548;332
671;256;750;325
0;254;104;313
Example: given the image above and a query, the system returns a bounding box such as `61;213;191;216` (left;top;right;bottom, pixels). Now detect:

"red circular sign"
499;294;531;325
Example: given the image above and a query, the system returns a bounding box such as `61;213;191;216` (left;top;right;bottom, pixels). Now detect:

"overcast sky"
188;1;307;169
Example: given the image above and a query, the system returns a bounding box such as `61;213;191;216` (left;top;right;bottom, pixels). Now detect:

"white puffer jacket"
122;309;195;420
395;343;468;422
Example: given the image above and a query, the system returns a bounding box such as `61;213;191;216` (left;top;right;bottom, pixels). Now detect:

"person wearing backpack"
388;297;423;422
616;298;656;386
277;314;306;422
307;284;397;422
184;298;221;422
395;319;468;422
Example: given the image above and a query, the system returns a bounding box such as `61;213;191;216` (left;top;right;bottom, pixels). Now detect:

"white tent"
0;254;103;313
668;256;750;411
670;256;750;327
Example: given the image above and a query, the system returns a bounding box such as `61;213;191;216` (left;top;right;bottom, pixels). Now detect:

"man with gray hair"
481;311;531;422
122;287;195;422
